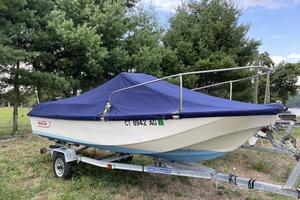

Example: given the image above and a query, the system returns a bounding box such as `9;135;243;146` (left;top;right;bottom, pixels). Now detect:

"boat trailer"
41;121;300;199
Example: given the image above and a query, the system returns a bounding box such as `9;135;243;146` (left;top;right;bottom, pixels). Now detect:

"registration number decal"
124;119;164;127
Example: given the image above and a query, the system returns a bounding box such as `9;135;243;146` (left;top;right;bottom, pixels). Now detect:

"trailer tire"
53;153;73;179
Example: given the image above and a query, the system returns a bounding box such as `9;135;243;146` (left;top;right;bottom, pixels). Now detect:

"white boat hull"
30;115;276;161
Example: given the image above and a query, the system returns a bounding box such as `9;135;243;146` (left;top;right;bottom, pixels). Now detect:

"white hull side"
187;128;259;152
30;115;276;153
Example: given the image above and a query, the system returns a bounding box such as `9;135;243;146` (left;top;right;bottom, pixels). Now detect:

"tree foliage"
19;0;170;97
287;92;300;108
270;63;299;103
163;0;260;100
0;0;299;119
0;0;71;100
0;0;38;134
253;52;300;103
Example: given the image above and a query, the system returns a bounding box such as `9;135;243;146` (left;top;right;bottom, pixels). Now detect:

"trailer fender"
52;148;77;163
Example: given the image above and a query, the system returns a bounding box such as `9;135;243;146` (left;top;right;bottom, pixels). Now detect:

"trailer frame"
43;138;300;199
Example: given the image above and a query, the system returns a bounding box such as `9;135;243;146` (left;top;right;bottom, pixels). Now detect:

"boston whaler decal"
37;120;51;128
124;119;165;127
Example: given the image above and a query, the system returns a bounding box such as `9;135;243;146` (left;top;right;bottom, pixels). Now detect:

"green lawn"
0;110;299;199
0;107;31;137
1;130;300;200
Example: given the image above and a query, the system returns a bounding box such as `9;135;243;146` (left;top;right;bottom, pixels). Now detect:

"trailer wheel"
53;153;73;179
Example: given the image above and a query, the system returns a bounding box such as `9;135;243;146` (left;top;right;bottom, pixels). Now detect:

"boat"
28;72;284;162
288;108;300;121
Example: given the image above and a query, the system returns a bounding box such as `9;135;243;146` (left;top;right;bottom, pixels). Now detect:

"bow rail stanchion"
229;81;233;100
179;74;183;112
254;69;259;103
264;70;271;104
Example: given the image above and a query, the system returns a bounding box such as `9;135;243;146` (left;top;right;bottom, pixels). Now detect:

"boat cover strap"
229;174;238;185
248;179;256;189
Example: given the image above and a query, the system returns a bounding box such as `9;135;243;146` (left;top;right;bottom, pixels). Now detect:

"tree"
47;0;111;93
164;0;260;100
287;92;300;108
269;62;299;103
46;0;172;92
125;6;177;77
253;52;300;103
1;0;174;109
24;0;73;101
0;0;71;135
0;0;36;135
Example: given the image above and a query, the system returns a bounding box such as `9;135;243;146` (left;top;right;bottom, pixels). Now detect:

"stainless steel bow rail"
103;66;271;117
192;73;267;101
42;140;300;199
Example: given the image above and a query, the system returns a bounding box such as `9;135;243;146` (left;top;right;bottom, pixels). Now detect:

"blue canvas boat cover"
28;72;284;121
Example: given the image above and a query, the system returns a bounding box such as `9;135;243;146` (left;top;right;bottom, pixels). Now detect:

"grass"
0;107;31;137
1;133;300;200
0;109;300;199
250;157;273;173
0;136;209;200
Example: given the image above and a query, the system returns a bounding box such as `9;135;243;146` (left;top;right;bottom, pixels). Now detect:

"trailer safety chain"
248;179;256;189
228;174;238;185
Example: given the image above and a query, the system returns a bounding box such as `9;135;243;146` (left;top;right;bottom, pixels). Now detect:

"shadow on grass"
0;127;32;139
69;155;191;192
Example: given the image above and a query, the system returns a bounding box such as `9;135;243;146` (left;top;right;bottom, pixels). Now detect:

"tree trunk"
12;61;20;136
72;88;78;96
12;100;18;135
36;85;42;103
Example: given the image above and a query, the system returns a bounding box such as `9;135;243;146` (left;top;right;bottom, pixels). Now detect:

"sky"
141;0;300;65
